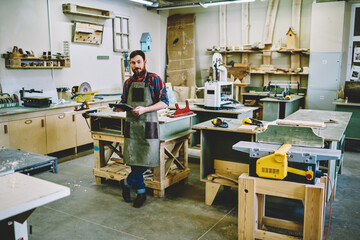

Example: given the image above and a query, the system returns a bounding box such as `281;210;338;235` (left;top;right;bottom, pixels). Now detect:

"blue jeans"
125;166;148;194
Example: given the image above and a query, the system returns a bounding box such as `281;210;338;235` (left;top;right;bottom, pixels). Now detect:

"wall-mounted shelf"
207;48;309;54
62;3;114;19
72;21;104;45
3;55;70;69
207;47;310;87
250;70;308;75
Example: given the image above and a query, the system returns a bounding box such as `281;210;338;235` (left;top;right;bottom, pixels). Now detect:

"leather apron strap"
123;74;160;167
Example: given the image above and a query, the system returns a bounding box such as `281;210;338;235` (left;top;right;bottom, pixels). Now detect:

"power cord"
325;174;333;240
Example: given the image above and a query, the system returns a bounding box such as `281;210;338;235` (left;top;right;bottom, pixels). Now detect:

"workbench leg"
181;177;189;185
235;86;239;101
94;139;105;184
205;182;221;206
238;174;256;240
153;144;166;195
303;184;325;240
95;177;104;184
257;194;265;230
326;141;337;201
154;189;165;198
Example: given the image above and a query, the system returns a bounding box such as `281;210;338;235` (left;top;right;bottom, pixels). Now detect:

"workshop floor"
28;149;360;240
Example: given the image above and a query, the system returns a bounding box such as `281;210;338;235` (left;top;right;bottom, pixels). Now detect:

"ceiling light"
203;0;255;8
130;0;154;6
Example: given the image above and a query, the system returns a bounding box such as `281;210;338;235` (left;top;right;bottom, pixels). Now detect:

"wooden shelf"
250;70;308;75
207;48;309;54
62;3;114;19
3;55;70;69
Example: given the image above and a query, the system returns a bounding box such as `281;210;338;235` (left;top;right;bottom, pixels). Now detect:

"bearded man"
114;50;169;208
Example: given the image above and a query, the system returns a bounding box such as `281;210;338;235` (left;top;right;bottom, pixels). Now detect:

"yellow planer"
256;144;313;181
233;141;341;184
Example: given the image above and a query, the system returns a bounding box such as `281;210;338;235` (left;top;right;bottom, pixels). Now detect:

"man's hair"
130;50;145;60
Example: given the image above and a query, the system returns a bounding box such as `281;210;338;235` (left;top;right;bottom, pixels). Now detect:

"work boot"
120;180;131;202
133;193;146;208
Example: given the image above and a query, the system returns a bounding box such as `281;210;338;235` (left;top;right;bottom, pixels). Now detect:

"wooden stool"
238;173;327;240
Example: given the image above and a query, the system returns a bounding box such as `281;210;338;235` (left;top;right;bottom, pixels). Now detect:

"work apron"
123;75;160;167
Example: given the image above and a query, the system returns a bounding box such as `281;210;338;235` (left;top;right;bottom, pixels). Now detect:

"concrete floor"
28;149;360;240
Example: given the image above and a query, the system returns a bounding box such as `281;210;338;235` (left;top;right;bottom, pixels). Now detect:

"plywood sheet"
167;14;196;87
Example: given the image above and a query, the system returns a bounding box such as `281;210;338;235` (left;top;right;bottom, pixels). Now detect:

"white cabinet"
9;117;47;154
0;122;10;147
46;112;76;153
75;113;93;146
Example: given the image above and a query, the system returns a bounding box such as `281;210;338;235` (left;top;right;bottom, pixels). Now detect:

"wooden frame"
238;173;326;240
113;15;130;52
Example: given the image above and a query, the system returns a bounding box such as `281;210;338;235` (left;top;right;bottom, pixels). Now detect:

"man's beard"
133;67;146;78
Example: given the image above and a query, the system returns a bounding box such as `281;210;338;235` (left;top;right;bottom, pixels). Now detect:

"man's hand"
132;106;147;116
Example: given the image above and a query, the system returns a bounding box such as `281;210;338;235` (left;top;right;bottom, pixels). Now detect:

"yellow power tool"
256;144;314;181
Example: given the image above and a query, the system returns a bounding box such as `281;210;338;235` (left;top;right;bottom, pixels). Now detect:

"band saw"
232;123;342;184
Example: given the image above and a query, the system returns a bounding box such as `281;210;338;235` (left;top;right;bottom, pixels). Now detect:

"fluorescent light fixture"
203;0;255;8
157;4;201;10
130;0;154;6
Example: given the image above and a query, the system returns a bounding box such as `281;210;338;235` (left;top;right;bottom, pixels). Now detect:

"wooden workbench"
286;109;352;200
261;95;304;121
169;102;257;146
90;111;195;197
333;99;360;140
192;118;259;205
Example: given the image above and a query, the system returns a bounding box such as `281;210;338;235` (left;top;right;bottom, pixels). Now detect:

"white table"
0;172;70;240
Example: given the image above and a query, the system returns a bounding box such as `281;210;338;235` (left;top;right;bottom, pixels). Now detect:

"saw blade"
79;82;92;93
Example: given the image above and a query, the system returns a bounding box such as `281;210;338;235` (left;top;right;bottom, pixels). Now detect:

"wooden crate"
238;173;327;240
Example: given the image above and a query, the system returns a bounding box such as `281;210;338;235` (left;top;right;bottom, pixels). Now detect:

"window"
113;16;130;52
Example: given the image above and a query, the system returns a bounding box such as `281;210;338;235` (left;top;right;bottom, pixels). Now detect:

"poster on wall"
350;65;360;81
354;47;360;63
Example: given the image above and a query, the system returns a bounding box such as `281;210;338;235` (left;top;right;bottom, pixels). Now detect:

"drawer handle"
4;125;8;134
41;119;45;128
72;115;75;122
58;113;65;119
25;120;32;124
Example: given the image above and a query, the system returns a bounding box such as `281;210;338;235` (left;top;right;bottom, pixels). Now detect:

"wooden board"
166;14;196;87
219;6;227;47
263;0;279;45
73;21;104;45
242;3;249;46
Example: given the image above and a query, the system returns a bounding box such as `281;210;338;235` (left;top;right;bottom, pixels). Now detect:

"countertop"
0;95;121;117
260;95;304;103
333;98;360;107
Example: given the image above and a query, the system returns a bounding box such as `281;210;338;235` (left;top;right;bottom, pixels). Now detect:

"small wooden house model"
286;27;298;49
140;32;152;52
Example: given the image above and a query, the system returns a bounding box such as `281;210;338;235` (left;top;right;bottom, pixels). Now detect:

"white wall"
0;0;168;101
169;0;313;87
